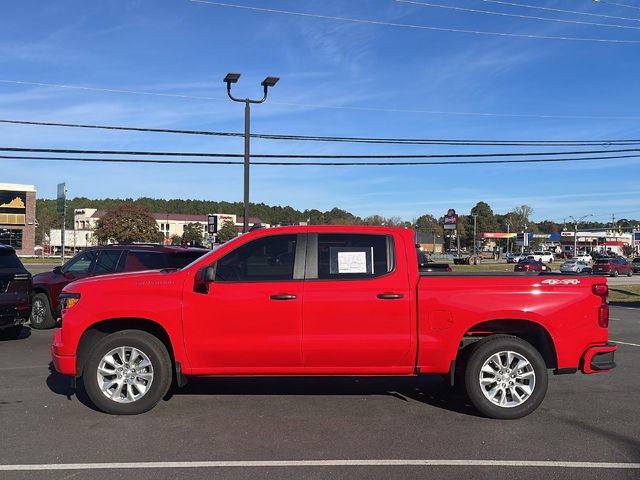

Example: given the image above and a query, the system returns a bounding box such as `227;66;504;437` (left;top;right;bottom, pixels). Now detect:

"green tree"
94;204;163;244
170;234;182;246
414;214;443;236
181;222;204;246
466;201;499;248
216;220;238;243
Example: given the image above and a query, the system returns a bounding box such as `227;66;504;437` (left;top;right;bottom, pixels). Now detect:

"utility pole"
472;214;478;254
224;73;279;233
506;221;510;255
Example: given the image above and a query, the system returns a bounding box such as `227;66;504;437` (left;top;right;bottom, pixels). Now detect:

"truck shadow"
171;375;480;417
45;366;480;417
0;325;31;342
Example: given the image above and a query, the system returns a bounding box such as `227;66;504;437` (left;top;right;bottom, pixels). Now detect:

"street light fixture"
224;72;280;233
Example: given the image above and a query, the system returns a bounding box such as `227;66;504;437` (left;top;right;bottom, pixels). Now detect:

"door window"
316;234;393;280
123;251;168;271
215;235;297;282
63;250;98;274
94;250;123;274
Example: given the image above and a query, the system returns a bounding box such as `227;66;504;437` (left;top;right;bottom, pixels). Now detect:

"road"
0;307;638;479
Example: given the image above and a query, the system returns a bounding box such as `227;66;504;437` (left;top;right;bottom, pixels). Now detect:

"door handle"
270;294;297;301
377;293;404;300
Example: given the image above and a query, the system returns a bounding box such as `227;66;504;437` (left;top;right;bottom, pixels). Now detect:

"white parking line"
1;459;640;471
611;340;640;347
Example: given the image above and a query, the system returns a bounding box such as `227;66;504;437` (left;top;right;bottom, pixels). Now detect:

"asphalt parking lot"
0;306;638;480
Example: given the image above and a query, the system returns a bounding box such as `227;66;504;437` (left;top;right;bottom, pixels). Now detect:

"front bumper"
51;329;76;376
580;343;617;374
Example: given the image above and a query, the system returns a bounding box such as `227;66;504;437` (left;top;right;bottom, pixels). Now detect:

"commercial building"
45;208;268;251
0;183;36;256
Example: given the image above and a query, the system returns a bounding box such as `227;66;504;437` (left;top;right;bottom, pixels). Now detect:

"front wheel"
464;336;548;419
30;293;56;329
612;269;619;277
81;330;172;415
628;269;633;277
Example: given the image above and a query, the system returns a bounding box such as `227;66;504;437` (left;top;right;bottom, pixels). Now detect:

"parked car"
632;257;640;274
560;260;592;274
531;251;554;263
574;252;593;263
52;226;616;419
0;244;31;339
592;256;632;277
31;244;208;329
514;259;551;272
507;251;530;263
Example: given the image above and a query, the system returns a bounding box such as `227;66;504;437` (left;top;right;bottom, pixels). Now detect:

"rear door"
301;232;413;373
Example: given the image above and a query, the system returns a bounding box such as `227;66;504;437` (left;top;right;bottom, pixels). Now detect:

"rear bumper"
51;329;76;376
0;303;31;329
580;343;617;374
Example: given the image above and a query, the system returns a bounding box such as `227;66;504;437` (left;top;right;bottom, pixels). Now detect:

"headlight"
59;292;81;310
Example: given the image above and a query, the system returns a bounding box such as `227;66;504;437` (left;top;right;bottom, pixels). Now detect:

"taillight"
592;284;608;301
446;266;452;272
598;304;609;328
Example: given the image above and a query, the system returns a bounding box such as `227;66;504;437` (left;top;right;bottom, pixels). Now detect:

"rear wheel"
464;335;548;419
81;330;172;415
30;293;56;329
628;269;633;277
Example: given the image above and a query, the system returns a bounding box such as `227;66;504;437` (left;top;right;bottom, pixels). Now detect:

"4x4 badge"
541;279;581;285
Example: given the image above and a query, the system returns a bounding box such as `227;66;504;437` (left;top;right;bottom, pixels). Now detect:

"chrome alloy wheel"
31;299;46;324
478;350;536;408
97;346;154;403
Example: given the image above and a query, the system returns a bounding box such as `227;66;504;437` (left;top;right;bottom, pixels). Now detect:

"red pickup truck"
51;226;615;419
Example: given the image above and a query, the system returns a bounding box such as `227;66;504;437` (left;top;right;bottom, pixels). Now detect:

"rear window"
317;234;393;280
168;251;208;268
0;250;21;269
595;259;612;264
123;250;208;272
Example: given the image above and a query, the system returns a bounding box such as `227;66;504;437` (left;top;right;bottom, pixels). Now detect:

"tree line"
35;197;639;248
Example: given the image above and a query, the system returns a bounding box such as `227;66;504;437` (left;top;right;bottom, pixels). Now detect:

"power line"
480;0;640;23
189;0;640;43
4;80;640;120
3;146;640;159
397;0;640;30
594;1;640;12
3;119;640;145
1;152;639;166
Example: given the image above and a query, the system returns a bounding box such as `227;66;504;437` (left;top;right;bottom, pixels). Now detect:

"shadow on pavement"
170;374;481;417
45;362;101;412
0;325;31;342
610;301;640;308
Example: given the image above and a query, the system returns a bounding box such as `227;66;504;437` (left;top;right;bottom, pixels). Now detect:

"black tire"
628;269;633;277
463;335;548;420
81;330;172;415
612;269;619;277
29;293;56;329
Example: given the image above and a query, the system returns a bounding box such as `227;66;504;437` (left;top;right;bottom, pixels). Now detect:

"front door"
301;233;413;373
182;234;305;373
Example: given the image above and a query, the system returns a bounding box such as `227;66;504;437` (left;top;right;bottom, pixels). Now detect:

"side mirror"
194;265;216;294
53;266;62;275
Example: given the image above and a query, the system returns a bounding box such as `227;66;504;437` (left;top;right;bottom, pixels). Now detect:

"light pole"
224;73;279;233
569;214;594;255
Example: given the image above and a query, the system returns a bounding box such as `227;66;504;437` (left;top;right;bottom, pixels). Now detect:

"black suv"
31;244;209;329
0;245;32;338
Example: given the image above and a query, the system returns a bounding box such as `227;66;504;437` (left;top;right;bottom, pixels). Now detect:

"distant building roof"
416;232;445;244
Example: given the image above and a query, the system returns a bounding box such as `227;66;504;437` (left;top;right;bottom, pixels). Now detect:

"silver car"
560;259;592;274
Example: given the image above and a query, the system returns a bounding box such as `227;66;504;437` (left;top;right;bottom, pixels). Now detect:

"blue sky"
1;0;640;224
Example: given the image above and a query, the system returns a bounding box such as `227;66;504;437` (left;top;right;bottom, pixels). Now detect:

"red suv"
30;245;208;329
592;255;632;277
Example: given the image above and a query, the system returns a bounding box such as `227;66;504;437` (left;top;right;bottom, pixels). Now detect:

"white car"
574;252;592;263
532;251;554;263
560;259;592;274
